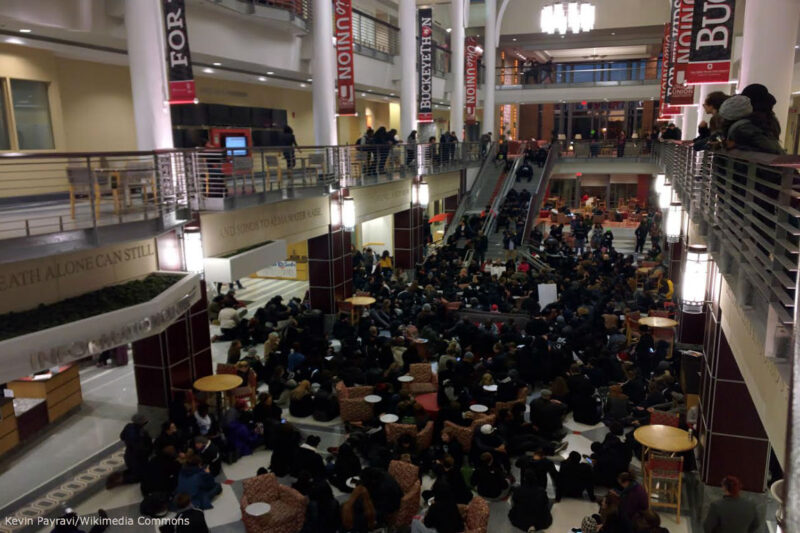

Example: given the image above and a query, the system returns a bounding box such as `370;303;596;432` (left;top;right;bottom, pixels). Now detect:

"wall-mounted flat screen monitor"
225;136;248;156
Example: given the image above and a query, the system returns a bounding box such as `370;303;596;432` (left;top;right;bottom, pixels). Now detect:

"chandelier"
540;2;595;35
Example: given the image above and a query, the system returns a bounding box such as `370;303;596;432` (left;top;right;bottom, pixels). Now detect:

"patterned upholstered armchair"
408;363;438;394
240;473;307;533
494;386;529;413
442;415;496;452
387;460;421;528
335;381;374;424
458;497;490;533
385;420;434;450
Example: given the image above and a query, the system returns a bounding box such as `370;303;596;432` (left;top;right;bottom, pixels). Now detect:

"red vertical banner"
162;0;196;103
659;24;681;119
334;0;356;115
687;0;735;84
418;8;433;123
666;0;695;106
464;37;480;125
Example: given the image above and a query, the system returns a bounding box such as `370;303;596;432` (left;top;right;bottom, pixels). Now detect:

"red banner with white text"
659;23;681;119
334;0;356;115
465;37;480;125
665;0;695;106
687;0;734;84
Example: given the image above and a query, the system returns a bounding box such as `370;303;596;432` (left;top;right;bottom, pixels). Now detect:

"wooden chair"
264;155;283;190
66;161;115;220
625;311;641;345
649;410;680;427
123;160;158;205
646;454;684;522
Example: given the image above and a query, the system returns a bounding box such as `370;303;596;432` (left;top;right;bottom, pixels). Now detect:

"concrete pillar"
125;0;174;150
739;0;800;144
483;0;496;137
450;0;465;139
683;93;700;141
308;193;352;313
399;0;417;138
312;0;337;145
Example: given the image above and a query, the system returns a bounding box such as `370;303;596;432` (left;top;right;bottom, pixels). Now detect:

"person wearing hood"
719;94;784;154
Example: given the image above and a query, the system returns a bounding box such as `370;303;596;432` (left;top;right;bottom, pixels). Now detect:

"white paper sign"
538;283;558;308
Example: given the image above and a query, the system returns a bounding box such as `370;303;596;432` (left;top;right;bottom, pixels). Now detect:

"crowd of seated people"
116;191;695;532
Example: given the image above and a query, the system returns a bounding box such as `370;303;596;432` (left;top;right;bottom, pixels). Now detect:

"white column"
739;0;800;144
312;0;337;145
683;92;700;140
399;0;417;138
449;0;465;138
483;0;496;137
125;0;173;150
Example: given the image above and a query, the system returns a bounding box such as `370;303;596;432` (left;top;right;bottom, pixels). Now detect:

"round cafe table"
363;394;382;404
244;502;271;517
638;316;679;329
379;413;399;424
397;375;414;383
634;424;697;485
194;374;243;419
469;404;489;414
345;296;376;324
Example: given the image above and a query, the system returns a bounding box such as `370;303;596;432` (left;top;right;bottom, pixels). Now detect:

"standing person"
649;221;661;251
703;476;761;533
374;127;390;174
118;413;152;484
439;130;451;164
616;130;627;158
703;91;730;136
406;130;418;167
450;131;459;162
281;126;298;170
357;128;375;175
474;230;488;265
480;132;492;158
634;221;648;254
573;216;588;255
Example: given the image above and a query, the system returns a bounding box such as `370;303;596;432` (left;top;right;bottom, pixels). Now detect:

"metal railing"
497;59;660;87
0;142;484;241
352;9;399;57
523;146;558;245
556;139;653;160
657;141;800;347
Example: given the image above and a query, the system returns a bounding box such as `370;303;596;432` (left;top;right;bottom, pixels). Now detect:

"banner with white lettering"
162;0;195;103
465;37;480;125
418;8;433;123
334;0;356;115
687;0;734;84
666;0;695;106
659;24;681;119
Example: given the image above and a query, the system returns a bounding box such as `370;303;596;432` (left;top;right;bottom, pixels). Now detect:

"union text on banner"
465;37;480;125
659;24;681;118
666;0;695;106
418;8;433;123
334;0;356;115
162;0;196;103
687;0;734;84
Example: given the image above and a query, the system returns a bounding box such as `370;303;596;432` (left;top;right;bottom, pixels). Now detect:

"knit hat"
719;95;753;121
581;515;599;533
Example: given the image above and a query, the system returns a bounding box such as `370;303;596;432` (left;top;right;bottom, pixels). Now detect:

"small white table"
364;394;382;404
245;502;271;516
470;404;489;413
482;384;498;392
398;375;415;383
379;413;399;423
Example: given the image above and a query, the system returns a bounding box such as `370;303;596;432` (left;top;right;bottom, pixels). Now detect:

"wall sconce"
666;202;683;243
659;182;672;209
411;184;418;206
183;231;205;274
681;244;709;313
342;196;356;231
418;180;429;208
654;174;665;195
330;197;341;227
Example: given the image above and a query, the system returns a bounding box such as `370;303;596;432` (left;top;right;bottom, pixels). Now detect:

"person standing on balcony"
450;131;459;162
480;132;492;158
281;126;298;170
406;130;417;167
616;130;627;158
475;230;488;265
439;130;451;164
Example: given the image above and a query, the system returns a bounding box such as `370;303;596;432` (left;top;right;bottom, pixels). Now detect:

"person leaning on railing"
717;94;784;155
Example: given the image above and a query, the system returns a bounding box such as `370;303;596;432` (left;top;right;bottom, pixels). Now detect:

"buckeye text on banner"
418;7;434;123
162;0;196;104
334;0;356;115
659;24;681;119
687;0;734;84
465;37;481;125
665;0;695;106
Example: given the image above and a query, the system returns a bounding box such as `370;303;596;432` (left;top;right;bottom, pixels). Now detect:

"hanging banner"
465;37;480;125
162;0;196;104
334;0;356;115
666;0;695;106
687;0;734;84
659;24;681;119
418;7;434;123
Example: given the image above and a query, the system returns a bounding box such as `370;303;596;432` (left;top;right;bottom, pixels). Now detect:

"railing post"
87;156;98;231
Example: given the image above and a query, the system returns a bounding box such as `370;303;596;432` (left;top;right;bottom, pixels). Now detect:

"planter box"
204;240;286;283
0;272;201;384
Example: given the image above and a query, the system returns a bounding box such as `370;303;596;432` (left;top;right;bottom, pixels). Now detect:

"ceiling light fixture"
212;62;221;66
300;83;307;87
258;76;267;81
267;71;275;75
19;29;31;33
541;2;595;35
202;68;214;74
446;28;452;33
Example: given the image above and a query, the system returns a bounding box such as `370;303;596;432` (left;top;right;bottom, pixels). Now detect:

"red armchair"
335;381;374;424
408;363;438;394
240;473;307;533
388;460;421;528
458;496;490;533
385;420;434;450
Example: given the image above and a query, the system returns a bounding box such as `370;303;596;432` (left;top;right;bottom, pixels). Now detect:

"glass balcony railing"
496;58;661;88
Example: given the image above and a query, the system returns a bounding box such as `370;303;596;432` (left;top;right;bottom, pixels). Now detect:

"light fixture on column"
659;182;672;209
330;197;341;227
666;202;683;243
654;174;665;195
681;244;709;314
342;196;356;231
411;184;418;206
540;2;595;35
418;180;429;207
183;231;205;274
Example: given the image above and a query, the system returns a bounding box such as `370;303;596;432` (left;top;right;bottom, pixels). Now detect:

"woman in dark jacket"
470;452;508;499
556;451;596;502
289;380;314;418
269;422;300;477
330;441;362;493
414;485;464;533
508;468;552;532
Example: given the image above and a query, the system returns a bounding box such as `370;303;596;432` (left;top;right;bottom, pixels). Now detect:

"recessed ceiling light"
361;93;366;97
212;62;221;66
796;45;799;49
307;78;312;82
446;28;452;33
5;38;23;45
258;76;267;82
384;96;389;100
267;71;275;75
611;32;616;35
561;35;565;38
19;29;31;33
512;38;517;42
367;89;373;92
390;93;395;96
300;83;307;88
202;68;214;74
